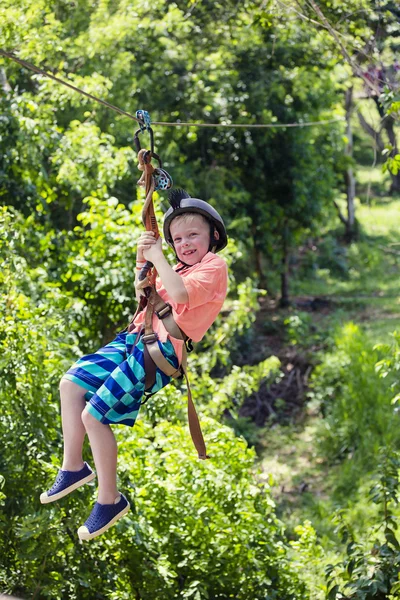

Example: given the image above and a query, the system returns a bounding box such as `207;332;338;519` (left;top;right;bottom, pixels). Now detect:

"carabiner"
134;109;155;154
136;109;151;132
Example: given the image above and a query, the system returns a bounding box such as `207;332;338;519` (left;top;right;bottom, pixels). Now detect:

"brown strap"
144;337;181;379
180;353;210;460
148;290;210;460
143;343;157;390
127;296;147;333
134;148;209;459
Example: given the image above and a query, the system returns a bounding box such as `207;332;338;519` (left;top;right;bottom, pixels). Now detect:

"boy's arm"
152;252;189;304
137;232;189;304
134;264;144;302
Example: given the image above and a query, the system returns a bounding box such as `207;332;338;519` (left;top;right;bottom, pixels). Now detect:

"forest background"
1;0;400;598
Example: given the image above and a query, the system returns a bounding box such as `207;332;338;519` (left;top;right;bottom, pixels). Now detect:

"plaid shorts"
63;331;179;426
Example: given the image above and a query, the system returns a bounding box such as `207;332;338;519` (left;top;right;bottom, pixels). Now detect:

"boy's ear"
214;229;220;240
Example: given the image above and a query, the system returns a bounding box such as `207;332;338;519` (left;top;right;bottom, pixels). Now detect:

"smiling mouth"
182;250;196;255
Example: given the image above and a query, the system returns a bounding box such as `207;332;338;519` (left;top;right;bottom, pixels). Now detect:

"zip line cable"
0;50;344;129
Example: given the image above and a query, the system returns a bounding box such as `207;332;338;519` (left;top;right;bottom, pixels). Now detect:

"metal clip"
134;109;154;154
135;109;151;132
142;333;158;344
155;303;172;320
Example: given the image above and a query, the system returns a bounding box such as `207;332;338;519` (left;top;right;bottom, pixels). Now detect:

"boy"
40;190;228;541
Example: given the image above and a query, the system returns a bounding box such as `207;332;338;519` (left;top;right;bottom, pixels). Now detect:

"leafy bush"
1;207;307;598
326;449;400;600
375;331;400;406
309;323;400;474
284;312;315;346
289;520;327;600
297;235;349;280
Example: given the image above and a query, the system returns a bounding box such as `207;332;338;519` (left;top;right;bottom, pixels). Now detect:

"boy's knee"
81;408;98;429
59;377;74;394
59;377;86;399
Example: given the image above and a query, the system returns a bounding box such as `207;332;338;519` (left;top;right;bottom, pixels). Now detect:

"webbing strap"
181;357;210;460
141;289;210;460
134;149;209;459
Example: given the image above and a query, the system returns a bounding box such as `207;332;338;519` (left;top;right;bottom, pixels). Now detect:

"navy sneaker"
40;462;95;504
77;493;130;541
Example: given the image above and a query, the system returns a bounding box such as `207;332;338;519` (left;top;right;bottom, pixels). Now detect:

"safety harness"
127;111;210;460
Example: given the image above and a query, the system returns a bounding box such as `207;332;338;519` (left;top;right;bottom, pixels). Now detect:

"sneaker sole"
40;472;96;504
77;502;131;541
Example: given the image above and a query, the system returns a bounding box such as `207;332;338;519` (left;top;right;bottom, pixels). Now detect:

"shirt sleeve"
181;260;228;310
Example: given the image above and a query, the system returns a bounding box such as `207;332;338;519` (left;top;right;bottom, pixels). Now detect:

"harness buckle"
155;303;172;320
142;333;158;345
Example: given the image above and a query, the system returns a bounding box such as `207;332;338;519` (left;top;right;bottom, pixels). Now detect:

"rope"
151;118;342;128
0;50;344;129
0;50;141;123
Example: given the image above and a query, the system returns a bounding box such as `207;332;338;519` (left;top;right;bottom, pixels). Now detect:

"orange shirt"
132;252;228;363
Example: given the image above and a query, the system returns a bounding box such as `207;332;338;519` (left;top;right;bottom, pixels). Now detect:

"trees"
1;0;345;304
0;202;309;600
305;0;400;193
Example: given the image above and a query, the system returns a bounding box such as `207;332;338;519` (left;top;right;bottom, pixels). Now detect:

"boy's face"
170;215;211;265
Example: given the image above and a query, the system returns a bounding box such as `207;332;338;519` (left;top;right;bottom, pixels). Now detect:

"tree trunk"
0;68;11;93
334;88;357;242
251;221;270;292
344;87;357;242
254;245;264;287
279;222;290;308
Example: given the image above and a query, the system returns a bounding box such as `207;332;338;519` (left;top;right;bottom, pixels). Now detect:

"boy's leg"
59;378;87;471
81;409;119;504
40;379;95;503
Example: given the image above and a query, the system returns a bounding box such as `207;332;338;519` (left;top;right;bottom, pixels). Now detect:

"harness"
127;111;210;460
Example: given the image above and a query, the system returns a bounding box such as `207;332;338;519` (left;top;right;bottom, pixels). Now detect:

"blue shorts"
63;331;179;426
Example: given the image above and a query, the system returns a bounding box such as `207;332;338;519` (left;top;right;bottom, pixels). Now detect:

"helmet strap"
208;222;218;253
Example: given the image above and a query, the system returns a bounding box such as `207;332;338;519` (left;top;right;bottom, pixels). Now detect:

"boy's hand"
137;231;164;264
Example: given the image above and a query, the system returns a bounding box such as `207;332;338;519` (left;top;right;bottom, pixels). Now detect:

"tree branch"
333;200;348;225
306;0;381;96
357;110;385;153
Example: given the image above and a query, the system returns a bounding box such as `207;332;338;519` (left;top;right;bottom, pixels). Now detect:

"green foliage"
297;234;350;280
375;331;400;406
0;0;345;301
382;149;400;177
2;1;398;597
0;207;305;597
309;323;400;474
326;449;400;600
289;520;327;600
284;312;314;346
52;194;144;347
1;416;308;599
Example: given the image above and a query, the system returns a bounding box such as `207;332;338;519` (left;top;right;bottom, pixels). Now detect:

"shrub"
326;449;400;600
309;323;399;473
1;208;307;599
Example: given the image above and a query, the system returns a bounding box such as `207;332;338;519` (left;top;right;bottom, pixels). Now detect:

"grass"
258;416;381;541
357;165;392;199
291;196;400;343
